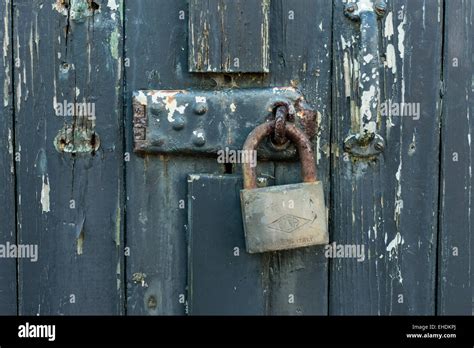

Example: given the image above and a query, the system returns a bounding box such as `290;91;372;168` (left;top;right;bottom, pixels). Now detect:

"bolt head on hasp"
344;0;388;20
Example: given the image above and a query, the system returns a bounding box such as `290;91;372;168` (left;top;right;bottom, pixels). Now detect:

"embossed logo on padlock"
240;122;329;253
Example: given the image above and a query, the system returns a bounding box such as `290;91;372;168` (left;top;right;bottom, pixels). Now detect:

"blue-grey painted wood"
13;0;124;314
124;0;221;315
188;174;267;315
0;0;17;315
188;0;270;73
269;0;332;315
331;0;443;314
438;0;473;315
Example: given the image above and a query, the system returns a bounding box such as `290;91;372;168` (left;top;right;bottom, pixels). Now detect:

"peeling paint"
394;163;403;221
40;175;50;213
77;230;84;255
135;91;147;105
3;0;10;107
195;96;206;103
386;232;404;256
132;272;148;287
150;90;188;122
192;130;205;140
8;128;13;155
363;54;374;64
384;11;394;38
52;0;68;16
360;85;376;122
385;44;397;74
187;174;201;182
397;11;407;60
107;0;119;11
109;30;119;60
261;0;270;72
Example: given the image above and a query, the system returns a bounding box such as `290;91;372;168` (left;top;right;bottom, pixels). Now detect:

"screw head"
346;4;355;12
150;104;161;116
172;116;185;130
343;140;353;152
374;0;387;17
256;177;268;188
344;3;359;20
192;130;206;147
194;102;208;115
374;142;385;152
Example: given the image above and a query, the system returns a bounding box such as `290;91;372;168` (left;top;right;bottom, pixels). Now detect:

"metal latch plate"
132;88;317;160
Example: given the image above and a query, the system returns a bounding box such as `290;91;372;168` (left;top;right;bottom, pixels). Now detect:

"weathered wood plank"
187;174;267;315
125;0;221;315
188;0;270;73
0;0;17;315
331;0;443;314
268;0;332;315
438;0;473;315
14;0;124;314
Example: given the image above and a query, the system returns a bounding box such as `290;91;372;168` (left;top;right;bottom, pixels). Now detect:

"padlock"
240;121;329;253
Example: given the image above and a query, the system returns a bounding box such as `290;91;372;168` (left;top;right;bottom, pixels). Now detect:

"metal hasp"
240;121;328;253
343;0;387;157
132;88;318;161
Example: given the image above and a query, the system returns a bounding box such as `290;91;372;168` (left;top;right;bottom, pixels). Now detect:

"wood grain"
13;0;124;314
438;0;473;315
331;0;443;314
0;0;17;315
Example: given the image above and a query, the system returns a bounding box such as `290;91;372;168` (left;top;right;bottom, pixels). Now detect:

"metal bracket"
54;125;100;154
132;88;318;161
343;0;387;157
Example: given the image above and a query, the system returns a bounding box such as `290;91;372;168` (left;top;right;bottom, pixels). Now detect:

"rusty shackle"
242;121;317;189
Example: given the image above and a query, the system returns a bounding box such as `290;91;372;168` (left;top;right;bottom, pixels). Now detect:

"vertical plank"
14;0;124;314
269;0;332;315
188;0;270;73
187;174;267;315
125;0;221;315
438;0;473;315
0;0;17;315
331;0;443;314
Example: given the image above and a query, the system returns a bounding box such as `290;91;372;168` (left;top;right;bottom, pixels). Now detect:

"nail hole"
147;296;157;310
88;0;99;11
224;163;233;174
223;74;232;84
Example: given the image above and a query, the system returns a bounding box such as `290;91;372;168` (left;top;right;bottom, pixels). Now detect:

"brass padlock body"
241;181;328;253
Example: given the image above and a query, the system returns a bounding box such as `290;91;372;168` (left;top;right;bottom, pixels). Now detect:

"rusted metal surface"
284;124;318;183
242;122;317;189
53;0;100;22
132;97;146;146
242;122;274;189
132;88;319;161
272;105;288;146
